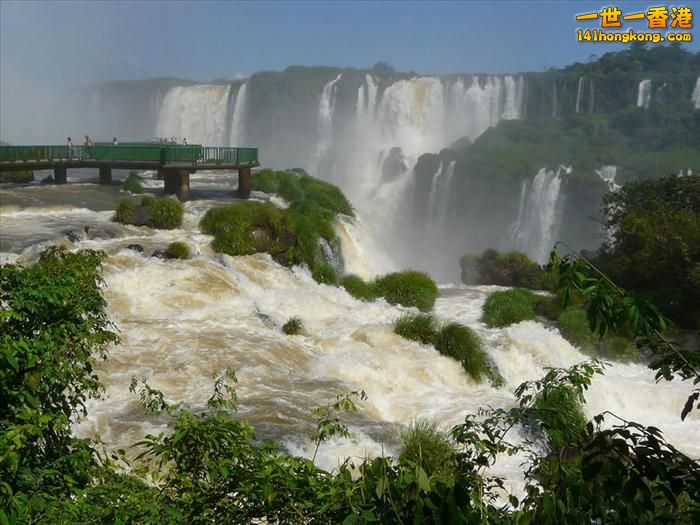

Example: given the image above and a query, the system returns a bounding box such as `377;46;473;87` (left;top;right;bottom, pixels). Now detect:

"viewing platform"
0;143;260;200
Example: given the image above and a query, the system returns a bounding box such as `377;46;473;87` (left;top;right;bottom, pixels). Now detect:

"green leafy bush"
393;313;438;345
121;173;145;194
434;322;489;382
282;316;304;335
114;198;136;223
533;385;587;450
340;274;378;301
140;194;155;207
374;271;439;312
149;197;183;229
399;421;457;484
482;288;539;327
460;248;551;289
167;241;190;260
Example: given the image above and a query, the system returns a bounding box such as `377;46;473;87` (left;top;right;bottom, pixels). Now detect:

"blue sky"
2;0;698;87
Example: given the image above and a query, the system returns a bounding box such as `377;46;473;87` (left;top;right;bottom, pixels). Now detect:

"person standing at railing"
67;137;73;159
183;137;188;145
112;137;119;146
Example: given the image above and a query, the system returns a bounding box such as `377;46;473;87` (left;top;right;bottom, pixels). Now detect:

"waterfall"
310;74;342;177
636;79;652;109
575;77;584;113
155;85;231;144
229;82;248;146
508;166;570;263
692;75;700;109
596;165;620;192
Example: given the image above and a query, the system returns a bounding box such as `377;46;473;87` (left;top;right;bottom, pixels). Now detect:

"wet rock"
151;249;174;260
381;146;407;183
126;244;144;253
211;253;229;267
62;229;84;243
318;237;344;275
255;311;279;330
40;175;55;184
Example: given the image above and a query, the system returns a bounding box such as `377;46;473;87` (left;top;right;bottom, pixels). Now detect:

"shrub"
373;271;439;312
556;307;597;352
114;199;136;223
434;322;489;382
167;242;190;260
282;316;304;335
311;263;338;285
600;336;640;361
149;197;184;229
140;195;155;207
251;169;280;193
460;249;551;290
122;173;145;194
0;170;33;183
399;421;457;485
482;288;538;327
533;385;587;450
341;274;378;301
393;313;438;345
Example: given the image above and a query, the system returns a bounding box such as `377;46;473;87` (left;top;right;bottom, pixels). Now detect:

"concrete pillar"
99;167;112;185
156;169;165;181
54;167;67;184
163;168;190;201
237;166;251;198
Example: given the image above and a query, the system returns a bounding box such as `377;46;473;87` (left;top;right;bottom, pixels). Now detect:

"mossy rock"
311;263;338;285
122;173;145;194
114;199;137;224
149;198;183;229
482;288;539;327
556;306;598;352
341;274;379;301
393;313;438;345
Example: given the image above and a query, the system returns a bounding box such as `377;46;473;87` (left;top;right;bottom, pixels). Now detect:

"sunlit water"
1;175;698;489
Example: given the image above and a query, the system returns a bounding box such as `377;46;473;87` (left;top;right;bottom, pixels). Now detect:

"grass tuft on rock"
393;314;438;345
166;242;190;260
282;316;305;335
149;198;183;229
399;421;457;485
434;322;489;382
311;263;338;285
556;306;598;352
374;271;438;312
122;173;145;194
482;288;539;327
341;274;378;301
114;199;137;224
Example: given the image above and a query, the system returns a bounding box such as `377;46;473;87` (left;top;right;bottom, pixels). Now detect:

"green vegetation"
149;197;184;229
399;421;457;485
392;314;491;382
340;274;377;301
166;241;190;260
121;172;145;194
434;322;489;382
113;196;183;230
482;288;539;327
2;249;699;523
282;316;304;335
598;175;700;328
393;313;438;345
0;170;33;183
460;249;553;289
311;262;338;285
533;385;587;450
374;271;439;312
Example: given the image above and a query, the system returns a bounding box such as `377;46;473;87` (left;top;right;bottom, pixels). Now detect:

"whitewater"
1;173;697;491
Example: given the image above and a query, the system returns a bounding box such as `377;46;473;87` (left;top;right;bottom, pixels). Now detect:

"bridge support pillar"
54;167;67;184
237;166;251;198
163;168;191;201
99;167;112;185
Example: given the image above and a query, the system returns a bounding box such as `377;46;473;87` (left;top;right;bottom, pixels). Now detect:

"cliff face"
78;46;700;280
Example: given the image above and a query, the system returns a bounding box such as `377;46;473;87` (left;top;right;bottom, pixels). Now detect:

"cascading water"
596;165;620;192
508;166;570;263
309;74;342;177
229;82;248;146
637;79;652;108
692;75;700;109
575;76;584;113
155;85;231;144
1;179;698;488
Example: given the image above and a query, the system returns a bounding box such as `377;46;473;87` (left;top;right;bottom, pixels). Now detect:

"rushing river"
1;172;698;490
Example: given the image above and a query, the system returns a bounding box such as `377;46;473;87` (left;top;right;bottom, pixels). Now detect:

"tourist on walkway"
112;137;119;146
67;137;73;159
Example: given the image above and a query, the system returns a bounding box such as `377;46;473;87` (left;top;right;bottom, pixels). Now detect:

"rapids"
1;175;698;487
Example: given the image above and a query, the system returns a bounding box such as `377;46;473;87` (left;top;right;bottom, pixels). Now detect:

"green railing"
0;144;259;166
